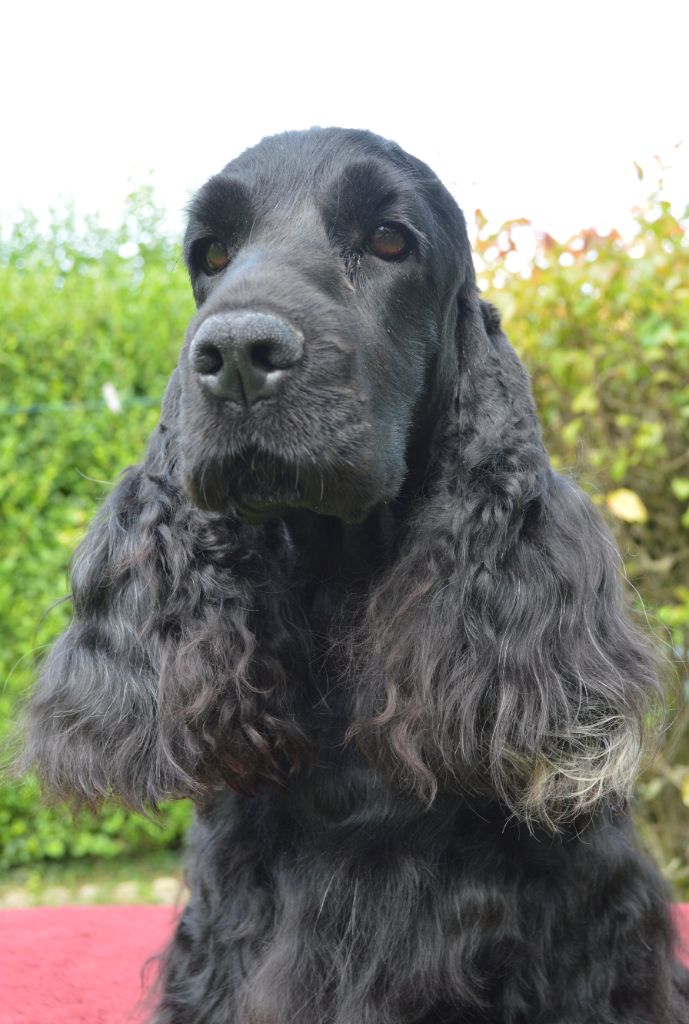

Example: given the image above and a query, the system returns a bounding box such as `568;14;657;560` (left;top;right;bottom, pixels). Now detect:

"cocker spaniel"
23;128;689;1023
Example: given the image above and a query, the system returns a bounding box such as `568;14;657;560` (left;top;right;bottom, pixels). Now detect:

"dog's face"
177;128;470;522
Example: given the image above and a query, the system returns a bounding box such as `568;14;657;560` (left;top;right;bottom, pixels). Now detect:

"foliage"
1;177;688;886
0;190;194;869
0;777;191;870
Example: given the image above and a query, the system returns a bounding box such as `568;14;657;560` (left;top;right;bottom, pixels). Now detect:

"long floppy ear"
352;290;663;829
20;372;309;809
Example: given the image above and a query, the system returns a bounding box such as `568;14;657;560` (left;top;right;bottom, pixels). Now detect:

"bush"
0;190;194;869
1;178;688;886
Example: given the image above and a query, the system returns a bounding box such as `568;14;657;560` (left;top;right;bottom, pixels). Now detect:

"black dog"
23;128;689;1022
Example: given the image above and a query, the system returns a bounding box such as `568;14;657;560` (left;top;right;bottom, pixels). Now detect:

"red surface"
1;903;688;1023
674;903;689;965
0;905;177;1024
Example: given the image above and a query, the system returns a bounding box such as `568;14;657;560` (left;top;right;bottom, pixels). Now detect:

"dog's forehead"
219;128;420;196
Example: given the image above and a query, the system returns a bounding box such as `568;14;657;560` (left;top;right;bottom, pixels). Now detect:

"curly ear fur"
351;292;664;829
20;374;310;809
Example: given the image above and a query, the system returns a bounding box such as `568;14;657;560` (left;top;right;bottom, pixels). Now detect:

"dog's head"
177;128;470;522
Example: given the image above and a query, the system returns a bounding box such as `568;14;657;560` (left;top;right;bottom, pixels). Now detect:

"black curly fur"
22;128;689;1022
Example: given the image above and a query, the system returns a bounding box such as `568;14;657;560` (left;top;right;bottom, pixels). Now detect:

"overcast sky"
2;0;688;240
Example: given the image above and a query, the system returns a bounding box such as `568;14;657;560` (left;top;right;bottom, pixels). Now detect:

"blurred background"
1;0;688;907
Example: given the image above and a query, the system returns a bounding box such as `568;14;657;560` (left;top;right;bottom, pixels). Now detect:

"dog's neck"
279;410;442;599
282;505;401;583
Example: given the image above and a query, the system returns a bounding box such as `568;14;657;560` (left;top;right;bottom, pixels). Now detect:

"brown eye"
368;224;412;261
201;239;230;275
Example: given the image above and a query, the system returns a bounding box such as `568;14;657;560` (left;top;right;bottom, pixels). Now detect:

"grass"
0;849;186;908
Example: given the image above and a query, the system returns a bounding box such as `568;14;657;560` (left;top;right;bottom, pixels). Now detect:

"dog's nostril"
250;341;279;373
193;343;224;376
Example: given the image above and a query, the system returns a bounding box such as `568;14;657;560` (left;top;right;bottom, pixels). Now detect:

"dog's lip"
182;443;389;523
214;489;377;526
232;499;289;523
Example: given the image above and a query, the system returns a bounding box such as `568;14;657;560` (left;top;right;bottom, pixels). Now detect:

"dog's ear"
20;372;308;809
352;291;663;829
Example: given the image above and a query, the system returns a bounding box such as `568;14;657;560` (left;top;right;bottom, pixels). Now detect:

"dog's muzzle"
189;310;304;405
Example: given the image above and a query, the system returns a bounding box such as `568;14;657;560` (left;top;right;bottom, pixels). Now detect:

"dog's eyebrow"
186;176;254;237
323;160;423;234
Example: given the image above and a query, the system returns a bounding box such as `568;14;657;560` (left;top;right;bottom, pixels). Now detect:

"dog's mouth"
182;453;297;518
181;447;386;524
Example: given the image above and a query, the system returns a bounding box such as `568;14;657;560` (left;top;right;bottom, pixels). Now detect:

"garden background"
1;169;688;904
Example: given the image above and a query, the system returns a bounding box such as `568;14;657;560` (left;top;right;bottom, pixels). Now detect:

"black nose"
189;311;304;404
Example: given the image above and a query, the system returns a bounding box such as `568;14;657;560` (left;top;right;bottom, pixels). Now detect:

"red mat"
0;905;176;1024
1;904;688;1023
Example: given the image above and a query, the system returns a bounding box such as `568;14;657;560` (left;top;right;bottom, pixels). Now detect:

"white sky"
2;0;688;241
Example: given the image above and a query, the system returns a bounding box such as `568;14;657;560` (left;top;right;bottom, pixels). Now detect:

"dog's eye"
367;224;412;261
200;239;231;275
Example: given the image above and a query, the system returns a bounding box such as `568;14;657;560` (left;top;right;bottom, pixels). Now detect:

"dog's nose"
189;311;304;404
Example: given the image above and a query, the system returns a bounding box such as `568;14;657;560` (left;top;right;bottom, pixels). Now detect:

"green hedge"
0;190;195;869
1;180;688;883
